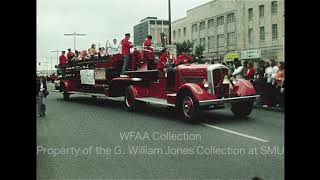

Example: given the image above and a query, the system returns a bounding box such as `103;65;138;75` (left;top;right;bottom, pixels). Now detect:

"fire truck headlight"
232;80;237;85
203;81;209;88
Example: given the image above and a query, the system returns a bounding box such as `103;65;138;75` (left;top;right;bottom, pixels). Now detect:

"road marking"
201;123;269;143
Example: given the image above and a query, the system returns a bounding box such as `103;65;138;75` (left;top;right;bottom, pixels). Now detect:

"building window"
150;20;155;24
173;30;176;39
208;19;214;29
192;24;198;32
183;27;186;36
271;1;278;14
227;13;235;23
208;36;215;49
200;38;206;49
227;32;236;46
193;39;198;50
259;5;264;17
272;24;278;39
260;26;265;41
156;20;162;25
200;21;206;31
248;8;253;21
163;21;169;25
217;16;224;26
248;29;253;43
218;35;224;47
178;29;181;38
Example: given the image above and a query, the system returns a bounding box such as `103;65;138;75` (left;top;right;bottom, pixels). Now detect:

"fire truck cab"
124;63;258;122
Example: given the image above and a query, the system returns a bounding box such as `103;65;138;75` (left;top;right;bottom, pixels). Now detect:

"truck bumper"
198;95;259;106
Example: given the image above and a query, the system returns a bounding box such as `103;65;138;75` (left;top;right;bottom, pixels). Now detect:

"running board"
135;97;175;107
68;91;107;97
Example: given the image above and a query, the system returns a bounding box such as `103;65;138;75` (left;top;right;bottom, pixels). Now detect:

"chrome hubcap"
183;96;193;118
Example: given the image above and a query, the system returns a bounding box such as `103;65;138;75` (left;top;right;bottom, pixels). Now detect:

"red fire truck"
55;46;258;122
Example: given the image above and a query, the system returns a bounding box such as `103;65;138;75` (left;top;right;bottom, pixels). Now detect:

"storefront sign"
241;49;261;59
225;53;240;61
261;47;283;60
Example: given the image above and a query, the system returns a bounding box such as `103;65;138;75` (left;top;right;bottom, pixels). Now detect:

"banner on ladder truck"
80;69;95;85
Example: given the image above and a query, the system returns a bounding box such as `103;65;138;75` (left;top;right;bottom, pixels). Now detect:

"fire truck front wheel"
231;100;254;117
178;92;200;123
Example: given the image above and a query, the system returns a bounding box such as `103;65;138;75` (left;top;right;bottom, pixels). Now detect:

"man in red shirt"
59;51;68;76
157;49;176;88
66;48;75;61
121;33;134;75
59;51;68;66
176;49;194;66
143;35;155;69
245;62;256;81
157;50;170;71
143;35;153;51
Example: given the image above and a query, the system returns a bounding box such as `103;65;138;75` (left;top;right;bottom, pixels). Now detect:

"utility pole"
168;0;171;45
50;49;62;66
50;56;53;74
64;32;86;51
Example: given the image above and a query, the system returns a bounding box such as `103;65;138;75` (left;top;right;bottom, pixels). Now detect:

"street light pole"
50;49;62;66
64;32;86;51
168;0;171;45
51;56;53;73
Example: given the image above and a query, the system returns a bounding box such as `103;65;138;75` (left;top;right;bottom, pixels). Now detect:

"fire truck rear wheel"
61;84;70;100
125;87;136;111
231;100;254;117
179;92;200;123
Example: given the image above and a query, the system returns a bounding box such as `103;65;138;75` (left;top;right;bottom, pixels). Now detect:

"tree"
194;45;205;63
174;40;193;56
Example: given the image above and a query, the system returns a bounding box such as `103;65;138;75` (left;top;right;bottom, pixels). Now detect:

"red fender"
177;83;216;102
233;79;256;96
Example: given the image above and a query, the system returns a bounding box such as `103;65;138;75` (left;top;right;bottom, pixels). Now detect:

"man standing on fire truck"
143;35;156;70
59;51;68;76
157;48;176;89
59;51;68;66
120;33;133;75
176;48;194;66
67;48;75;61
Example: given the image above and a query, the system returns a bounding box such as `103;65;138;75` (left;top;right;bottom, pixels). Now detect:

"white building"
172;0;284;65
134;17;170;47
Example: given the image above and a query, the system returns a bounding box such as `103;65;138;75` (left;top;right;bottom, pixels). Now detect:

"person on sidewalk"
276;62;285;108
245;62;256;81
37;76;48;117
232;59;244;79
264;59;279;107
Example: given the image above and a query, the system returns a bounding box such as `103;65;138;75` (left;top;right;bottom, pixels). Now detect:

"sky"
36;0;213;70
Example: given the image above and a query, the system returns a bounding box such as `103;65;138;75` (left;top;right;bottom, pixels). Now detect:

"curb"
253;105;284;112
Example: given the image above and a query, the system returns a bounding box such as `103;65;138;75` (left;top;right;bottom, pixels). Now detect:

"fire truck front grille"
212;68;229;98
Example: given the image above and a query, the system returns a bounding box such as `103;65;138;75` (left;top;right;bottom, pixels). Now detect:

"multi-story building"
134;17;170;47
172;0;284;65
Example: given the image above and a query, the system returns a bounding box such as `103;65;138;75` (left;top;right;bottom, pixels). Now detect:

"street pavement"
37;84;284;179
